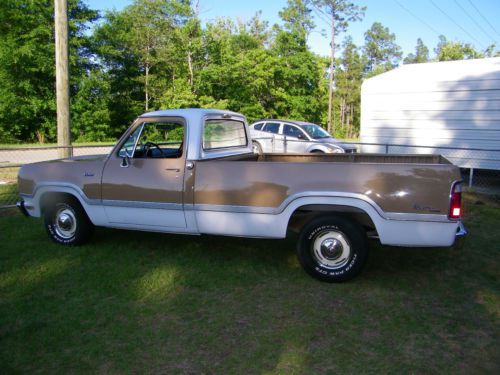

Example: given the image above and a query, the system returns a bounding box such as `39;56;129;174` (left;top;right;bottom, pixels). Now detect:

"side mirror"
297;134;304;139
121;155;130;168
120;149;132;168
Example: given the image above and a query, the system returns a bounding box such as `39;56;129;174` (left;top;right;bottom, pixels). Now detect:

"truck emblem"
414;203;440;213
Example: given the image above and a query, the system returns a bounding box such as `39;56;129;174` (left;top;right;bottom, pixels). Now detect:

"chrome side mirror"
120;150;132;167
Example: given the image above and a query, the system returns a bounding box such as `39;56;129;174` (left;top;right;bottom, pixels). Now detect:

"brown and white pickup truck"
17;109;466;282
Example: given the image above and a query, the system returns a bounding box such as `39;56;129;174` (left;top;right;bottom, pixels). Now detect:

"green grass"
0;167;19;206
0;201;499;374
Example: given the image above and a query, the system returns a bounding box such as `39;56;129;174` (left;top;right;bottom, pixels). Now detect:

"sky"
85;0;500;57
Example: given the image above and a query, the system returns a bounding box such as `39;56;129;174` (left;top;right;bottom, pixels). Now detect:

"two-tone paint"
18;108;465;247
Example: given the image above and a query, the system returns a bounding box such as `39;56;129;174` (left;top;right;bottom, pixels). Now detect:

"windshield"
300;124;331;139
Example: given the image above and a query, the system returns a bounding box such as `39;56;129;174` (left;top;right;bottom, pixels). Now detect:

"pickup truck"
17;109;467;282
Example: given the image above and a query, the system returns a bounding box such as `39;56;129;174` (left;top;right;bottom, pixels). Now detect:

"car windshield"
300;124;331;139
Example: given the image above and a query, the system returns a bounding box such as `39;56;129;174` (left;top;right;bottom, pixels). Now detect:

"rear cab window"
203;119;248;150
252;122;264;130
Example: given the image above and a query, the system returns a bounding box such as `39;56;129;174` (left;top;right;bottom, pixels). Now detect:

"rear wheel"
44;196;94;245
252;141;263;155
297;216;368;282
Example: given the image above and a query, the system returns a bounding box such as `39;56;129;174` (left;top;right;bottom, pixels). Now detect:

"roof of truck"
140;108;243;118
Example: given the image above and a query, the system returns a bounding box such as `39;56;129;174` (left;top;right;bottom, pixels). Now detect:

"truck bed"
259;153;451;164
221;152;451;165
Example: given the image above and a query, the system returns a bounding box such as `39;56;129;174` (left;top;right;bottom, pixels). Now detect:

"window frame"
282;123;307;139
116;117;186;159
262;122;281;134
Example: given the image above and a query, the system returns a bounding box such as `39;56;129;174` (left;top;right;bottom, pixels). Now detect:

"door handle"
165;168;180;172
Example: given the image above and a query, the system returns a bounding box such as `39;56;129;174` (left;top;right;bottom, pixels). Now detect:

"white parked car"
249;119;357;154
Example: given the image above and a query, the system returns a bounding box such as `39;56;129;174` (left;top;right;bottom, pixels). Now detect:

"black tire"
310;150;324;153
252;141;263;155
44;196;94;246
297;216;368;282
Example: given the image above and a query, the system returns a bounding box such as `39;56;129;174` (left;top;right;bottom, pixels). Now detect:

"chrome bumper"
454;221;467;249
16;200;30;217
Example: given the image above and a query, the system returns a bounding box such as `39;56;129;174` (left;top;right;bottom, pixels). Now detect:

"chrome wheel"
54;207;77;239
311;229;351;270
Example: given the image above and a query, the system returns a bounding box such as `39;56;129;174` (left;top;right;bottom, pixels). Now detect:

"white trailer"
360;57;500;171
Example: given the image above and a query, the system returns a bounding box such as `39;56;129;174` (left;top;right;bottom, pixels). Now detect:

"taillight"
449;183;462;219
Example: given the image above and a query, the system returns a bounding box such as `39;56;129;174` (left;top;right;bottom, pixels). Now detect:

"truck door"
101;117;187;229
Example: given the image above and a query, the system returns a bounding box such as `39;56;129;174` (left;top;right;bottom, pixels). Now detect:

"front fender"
20;183;107;226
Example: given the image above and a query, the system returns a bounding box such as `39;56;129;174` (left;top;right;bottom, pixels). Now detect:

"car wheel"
310;150;324;153
297;216;368;282
44;196;94;246
252;141;263;155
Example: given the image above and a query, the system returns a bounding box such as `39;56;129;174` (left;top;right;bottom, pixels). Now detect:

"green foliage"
434;35;483;61
1;1;499;144
404;38;430;64
0;0;98;143
364;22;402;74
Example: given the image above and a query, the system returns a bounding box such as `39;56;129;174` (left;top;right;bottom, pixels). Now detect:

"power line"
429;0;485;48
393;0;441;36
453;0;497;45
466;0;500;39
311;4;332;30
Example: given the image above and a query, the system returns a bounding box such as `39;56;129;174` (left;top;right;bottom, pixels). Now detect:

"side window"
253;122;264;130
283;125;304;138
203;119;247;150
120;121;184;159
263;122;280;134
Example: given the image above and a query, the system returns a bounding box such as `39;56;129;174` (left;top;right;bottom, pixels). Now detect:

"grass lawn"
0;167;20;207
0;200;498;374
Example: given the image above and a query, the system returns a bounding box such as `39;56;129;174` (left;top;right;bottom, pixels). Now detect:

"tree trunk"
145;63;149;111
187;49;194;87
55;0;71;158
327;13;335;135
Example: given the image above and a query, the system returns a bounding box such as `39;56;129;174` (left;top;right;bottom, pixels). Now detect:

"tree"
335;37;365;138
404;38;429;64
279;0;315;45
434;35;481;61
311;0;365;134
363;22;402;74
0;0;98;143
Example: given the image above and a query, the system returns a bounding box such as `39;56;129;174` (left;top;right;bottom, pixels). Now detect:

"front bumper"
16;200;30;217
454;221;467;249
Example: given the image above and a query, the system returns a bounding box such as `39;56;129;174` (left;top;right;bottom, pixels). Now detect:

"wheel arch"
26;183;106;225
281;196;382;239
287;204;377;236
39;191;83;214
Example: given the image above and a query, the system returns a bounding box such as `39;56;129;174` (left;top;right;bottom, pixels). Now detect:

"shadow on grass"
0;207;499;374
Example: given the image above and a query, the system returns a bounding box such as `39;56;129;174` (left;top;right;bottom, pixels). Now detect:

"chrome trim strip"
102;199;183;210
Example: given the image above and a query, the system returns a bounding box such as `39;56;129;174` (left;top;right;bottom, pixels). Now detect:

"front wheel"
44;196;94;245
297;216;368;282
